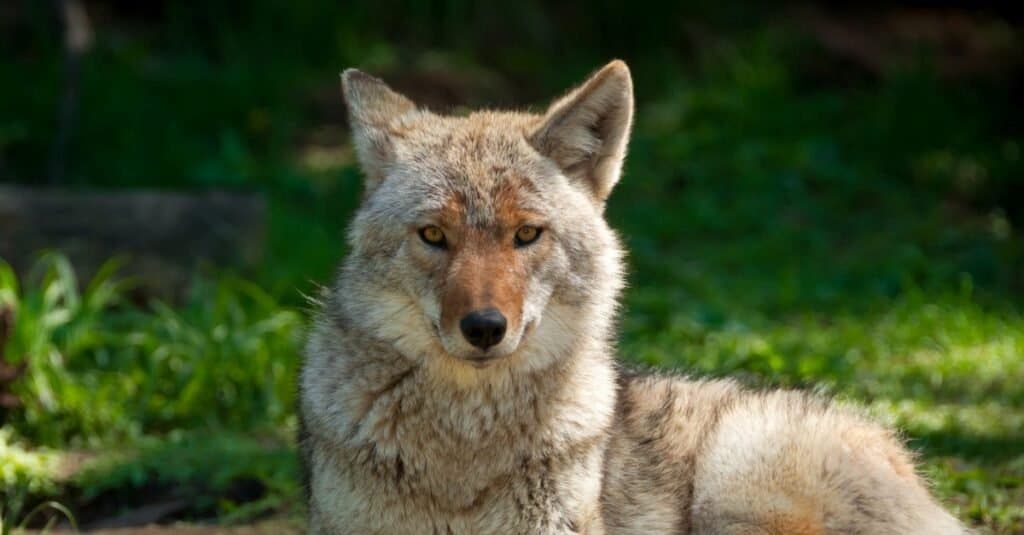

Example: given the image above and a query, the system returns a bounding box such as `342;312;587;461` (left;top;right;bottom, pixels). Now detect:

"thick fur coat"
298;61;966;534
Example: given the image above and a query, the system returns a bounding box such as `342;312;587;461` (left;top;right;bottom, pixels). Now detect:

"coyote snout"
435;224;534;364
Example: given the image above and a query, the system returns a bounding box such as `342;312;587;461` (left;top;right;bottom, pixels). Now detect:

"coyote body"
299;61;965;534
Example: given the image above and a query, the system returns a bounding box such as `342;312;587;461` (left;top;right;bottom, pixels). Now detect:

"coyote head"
337;61;631;374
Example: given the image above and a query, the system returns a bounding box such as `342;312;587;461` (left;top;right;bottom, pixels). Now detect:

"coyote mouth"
463;354;499;368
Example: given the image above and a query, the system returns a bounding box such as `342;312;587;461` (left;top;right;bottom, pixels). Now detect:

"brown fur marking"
441;232;526;333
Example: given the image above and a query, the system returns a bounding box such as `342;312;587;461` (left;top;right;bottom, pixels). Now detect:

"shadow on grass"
911;429;1024;463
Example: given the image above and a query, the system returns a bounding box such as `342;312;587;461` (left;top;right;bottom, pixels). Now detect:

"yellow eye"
514;226;542;247
419;226;447;247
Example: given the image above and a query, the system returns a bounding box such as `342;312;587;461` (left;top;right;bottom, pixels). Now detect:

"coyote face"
340;64;631;373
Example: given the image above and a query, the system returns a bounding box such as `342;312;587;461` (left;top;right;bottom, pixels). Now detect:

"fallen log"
0;186;265;300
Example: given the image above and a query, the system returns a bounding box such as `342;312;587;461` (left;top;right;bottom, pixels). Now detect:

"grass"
0;255;303;525
1;2;1022;532
0;256;302;448
0;429;62;526
76;431;299;523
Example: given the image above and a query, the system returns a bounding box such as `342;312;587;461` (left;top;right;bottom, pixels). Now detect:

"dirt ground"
25;519;301;535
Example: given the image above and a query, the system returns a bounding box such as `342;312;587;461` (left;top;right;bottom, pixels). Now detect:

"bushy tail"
690;390;967;534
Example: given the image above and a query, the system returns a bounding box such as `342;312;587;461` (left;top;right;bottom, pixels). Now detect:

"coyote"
298;60;966;534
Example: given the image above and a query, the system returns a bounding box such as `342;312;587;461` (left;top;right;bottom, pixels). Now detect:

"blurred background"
1;1;1022;533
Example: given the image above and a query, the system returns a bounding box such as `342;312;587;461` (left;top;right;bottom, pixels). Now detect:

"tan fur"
299;61;967;534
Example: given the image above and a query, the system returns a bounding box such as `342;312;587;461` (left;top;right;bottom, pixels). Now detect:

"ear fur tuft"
530;60;634;203
340;69;417;190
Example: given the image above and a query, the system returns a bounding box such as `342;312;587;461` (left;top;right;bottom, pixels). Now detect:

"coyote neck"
340;314;617;454
301;302;617;524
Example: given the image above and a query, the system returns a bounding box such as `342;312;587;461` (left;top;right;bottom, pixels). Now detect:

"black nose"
459;308;507;350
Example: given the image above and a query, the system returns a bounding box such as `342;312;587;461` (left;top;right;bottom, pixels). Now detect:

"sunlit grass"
0;429;63;523
0;254;304;526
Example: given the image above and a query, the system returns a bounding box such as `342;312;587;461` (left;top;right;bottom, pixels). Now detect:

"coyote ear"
530;60;634;204
341;69;417;190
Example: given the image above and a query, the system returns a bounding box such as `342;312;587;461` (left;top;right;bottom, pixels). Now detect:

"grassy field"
1;2;1022;532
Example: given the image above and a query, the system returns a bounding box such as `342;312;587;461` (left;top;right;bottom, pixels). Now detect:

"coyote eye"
419;226;447;248
514;226;542;247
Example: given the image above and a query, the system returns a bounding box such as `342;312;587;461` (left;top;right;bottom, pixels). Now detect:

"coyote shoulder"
298;60;966;534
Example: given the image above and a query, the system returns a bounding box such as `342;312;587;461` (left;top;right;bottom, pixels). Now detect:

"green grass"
76;430;299;523
1;2;1022;532
0;256;302;448
0;429;62;525
0;254;304;525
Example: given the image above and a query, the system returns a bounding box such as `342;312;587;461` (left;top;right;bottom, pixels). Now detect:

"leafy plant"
0;254;303;447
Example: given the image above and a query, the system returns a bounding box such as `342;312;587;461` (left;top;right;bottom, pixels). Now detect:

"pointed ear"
341;69;417;190
529;60;634;203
